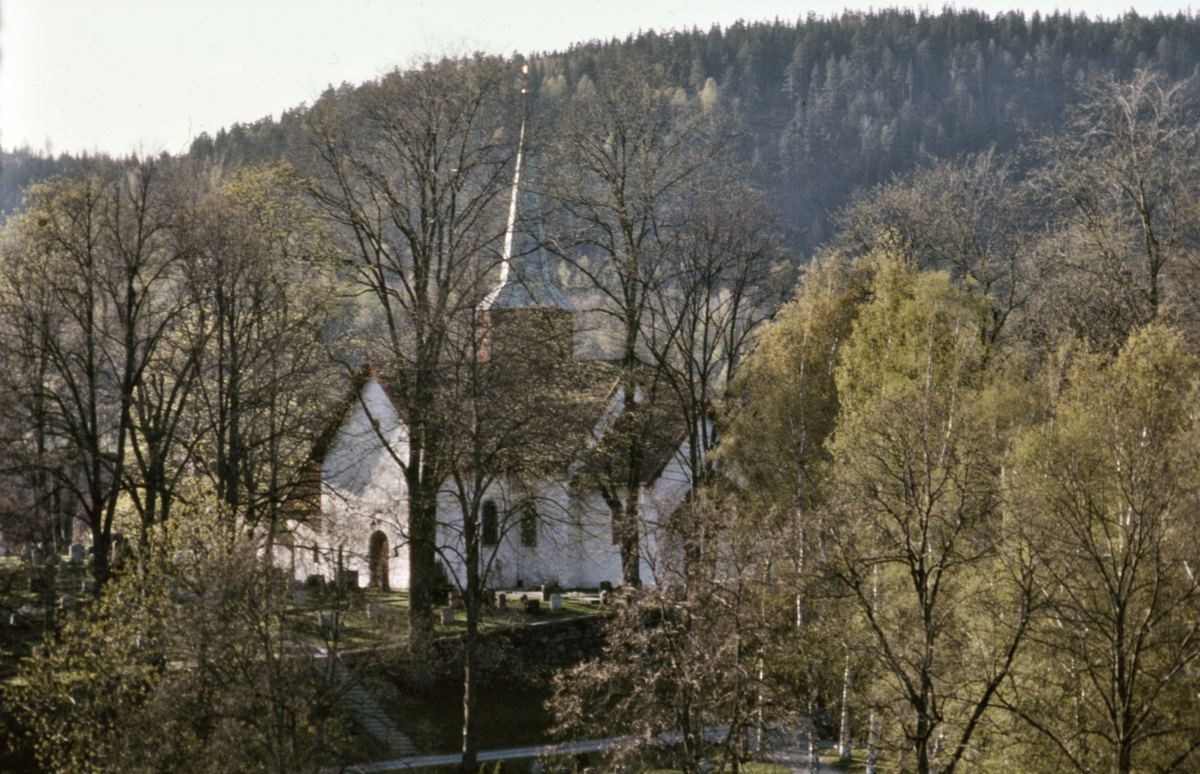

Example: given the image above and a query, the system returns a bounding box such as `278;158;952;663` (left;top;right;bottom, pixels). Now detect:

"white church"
278;152;694;594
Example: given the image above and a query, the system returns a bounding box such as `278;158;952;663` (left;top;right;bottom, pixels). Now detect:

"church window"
520;501;538;547
482;500;499;546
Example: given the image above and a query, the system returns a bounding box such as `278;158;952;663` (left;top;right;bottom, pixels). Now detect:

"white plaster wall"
285;377;694;594
432;478;672;592
313;377;412;589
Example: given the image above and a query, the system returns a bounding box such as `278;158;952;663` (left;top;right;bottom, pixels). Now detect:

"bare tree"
643;180;787;575
551;494;778;774
0;159;186;587
1033;68;1200;348
177;162;340;550
303;54;521;652
542;53;737;586
833;150;1039;348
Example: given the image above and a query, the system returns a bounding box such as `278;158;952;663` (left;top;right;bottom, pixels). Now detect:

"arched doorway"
368;531;390;590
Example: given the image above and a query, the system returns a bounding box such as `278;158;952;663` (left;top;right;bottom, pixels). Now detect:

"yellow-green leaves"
1006;323;1200;774
835;249;991;421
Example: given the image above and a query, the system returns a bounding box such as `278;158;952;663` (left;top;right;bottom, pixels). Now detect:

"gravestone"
600;590;611;607
449;592;464;610
599;580;613;593
294;590;308;607
524;598;541;614
698;760;713;774
69;543;85;564
366;602;378;620
81;579;96;594
497;592;507;610
441;608;456;625
549;593;563;612
541;584;552;601
318;611;339;634
60;594;78;611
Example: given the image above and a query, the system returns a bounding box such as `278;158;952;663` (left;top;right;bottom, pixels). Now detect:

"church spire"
478;69;572;314
475;70;575;364
479;116;525;311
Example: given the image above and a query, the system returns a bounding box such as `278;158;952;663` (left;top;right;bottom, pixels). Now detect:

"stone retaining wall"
427;614;609;681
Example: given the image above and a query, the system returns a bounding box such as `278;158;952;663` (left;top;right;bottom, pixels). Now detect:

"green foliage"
1006;323;1200;774
719;251;868;522
816;247;1035;774
4;503;356;774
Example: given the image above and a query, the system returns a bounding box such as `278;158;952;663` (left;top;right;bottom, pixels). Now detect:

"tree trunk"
407;472;439;664
839;653;853;760
462;501;482;773
866;711;879;774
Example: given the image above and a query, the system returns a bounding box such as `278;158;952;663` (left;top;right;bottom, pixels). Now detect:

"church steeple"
477;105;574;364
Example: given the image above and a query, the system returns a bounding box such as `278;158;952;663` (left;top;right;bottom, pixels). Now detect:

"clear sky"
0;0;1188;157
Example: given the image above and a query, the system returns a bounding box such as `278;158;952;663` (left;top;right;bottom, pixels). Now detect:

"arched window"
520;500;538;548
368;531;390;590
481;500;498;546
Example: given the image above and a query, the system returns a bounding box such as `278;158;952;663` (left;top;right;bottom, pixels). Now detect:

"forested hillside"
201;9;1200;251
7;10;1200;250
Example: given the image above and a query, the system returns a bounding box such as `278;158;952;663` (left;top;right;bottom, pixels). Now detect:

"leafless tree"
302;54;522;652
1032;68;1200;348
0;159;187;587
643;180;788;575
541;53;738;586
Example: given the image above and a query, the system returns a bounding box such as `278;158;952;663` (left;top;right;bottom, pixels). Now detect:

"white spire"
480;101;526;311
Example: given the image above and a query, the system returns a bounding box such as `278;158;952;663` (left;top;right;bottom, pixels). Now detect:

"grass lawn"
282;588;611;651
829;748;869;773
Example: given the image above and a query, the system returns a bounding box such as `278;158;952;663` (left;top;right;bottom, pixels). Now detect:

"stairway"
337;678;420;757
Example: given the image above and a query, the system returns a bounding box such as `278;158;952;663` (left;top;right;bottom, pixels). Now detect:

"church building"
278;148;692;593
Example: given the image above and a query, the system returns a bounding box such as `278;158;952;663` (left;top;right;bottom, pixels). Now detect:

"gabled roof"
307;361;406;466
298;357;687;492
568;367;690;491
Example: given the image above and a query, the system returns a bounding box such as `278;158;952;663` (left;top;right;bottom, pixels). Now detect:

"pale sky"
0;0;1186;157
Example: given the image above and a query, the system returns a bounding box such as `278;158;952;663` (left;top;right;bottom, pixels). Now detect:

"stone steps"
333;665;419;757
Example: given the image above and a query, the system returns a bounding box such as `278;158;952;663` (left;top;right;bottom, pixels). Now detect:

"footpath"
341;731;843;774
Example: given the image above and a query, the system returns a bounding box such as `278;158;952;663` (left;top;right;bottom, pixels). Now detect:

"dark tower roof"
485;194;573;312
479;138;573;314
